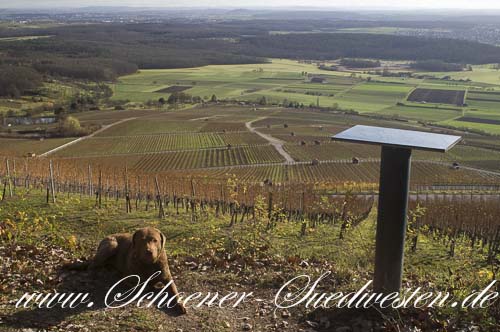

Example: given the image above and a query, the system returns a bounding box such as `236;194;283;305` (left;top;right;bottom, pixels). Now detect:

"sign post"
333;125;461;292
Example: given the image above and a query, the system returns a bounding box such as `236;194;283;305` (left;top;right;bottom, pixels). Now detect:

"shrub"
58;116;82;137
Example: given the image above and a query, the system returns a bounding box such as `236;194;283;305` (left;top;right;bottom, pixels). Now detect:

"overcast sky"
3;0;500;10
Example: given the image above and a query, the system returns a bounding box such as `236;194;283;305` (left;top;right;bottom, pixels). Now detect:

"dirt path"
245;117;295;163
39;117;136;157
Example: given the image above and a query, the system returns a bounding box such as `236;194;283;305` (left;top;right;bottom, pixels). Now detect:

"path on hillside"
39;117;136;157
245;117;295;163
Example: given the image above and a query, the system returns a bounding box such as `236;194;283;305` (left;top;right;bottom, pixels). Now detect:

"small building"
310;77;327;84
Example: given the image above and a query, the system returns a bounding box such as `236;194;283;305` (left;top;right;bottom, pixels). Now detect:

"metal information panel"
333;125;462;293
333;125;462;152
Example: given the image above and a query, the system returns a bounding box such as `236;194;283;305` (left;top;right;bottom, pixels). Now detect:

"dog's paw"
175;302;187;315
153;281;165;290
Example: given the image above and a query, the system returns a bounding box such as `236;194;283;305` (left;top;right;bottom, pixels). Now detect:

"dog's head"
132;227;166;264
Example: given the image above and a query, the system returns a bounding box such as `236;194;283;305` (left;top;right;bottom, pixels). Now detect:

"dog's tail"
62;259;91;271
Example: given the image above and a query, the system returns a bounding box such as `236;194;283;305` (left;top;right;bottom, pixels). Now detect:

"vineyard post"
12;159;18;195
98;169;102;208
155;176;165;218
333;125;461;293
5;159;12;198
49;160;56;204
125;166;130;213
88;164;93;197
1;179;6;201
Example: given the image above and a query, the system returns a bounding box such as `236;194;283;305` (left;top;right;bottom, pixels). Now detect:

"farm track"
246;117;295;163
38;117;137;157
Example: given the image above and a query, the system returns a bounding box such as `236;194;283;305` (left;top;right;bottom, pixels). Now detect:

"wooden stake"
6;159;12;197
155;176;165;218
49;160;56;203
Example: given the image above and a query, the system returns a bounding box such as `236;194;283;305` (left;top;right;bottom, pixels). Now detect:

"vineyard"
2;104;500;234
1;103;500;329
54;132;267;157
409;195;500;262
466;90;500;102
93;118;206;136
0;156;499;265
131;145;285;171
407;88;466;106
284;142;381;161
0;137;73;157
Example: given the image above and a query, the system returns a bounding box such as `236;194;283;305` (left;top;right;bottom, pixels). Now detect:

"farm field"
60;145;286;171
112;60;500;135
284;141;381;161
132;145;284;171
407;88;466;106
419;65;500;85
53;157;500;186
54;132;267;157
373;104;462;122
333;82;413;112
0;137;74;156
20;104;496;186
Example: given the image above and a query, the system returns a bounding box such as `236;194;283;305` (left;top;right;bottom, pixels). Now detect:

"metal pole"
374;146;412;293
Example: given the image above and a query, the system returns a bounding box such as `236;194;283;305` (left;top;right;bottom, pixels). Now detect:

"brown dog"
89;227;186;314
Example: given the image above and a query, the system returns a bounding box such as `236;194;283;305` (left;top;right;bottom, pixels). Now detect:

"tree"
0;65;42;98
54;105;66;116
59;116;82;137
211;94;217;102
259;96;267;105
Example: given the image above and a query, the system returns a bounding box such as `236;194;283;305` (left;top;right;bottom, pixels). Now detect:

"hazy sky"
3;0;500;10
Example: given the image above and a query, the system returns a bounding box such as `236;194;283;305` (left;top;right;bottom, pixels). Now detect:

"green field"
112;59;500;135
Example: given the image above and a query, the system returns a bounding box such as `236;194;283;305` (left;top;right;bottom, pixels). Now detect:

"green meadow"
112;59;500;135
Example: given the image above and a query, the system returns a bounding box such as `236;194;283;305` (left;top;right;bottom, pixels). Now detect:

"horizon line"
2;6;500;11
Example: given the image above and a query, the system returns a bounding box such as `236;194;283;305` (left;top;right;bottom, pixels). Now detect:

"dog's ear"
160;231;166;251
132;229;141;248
